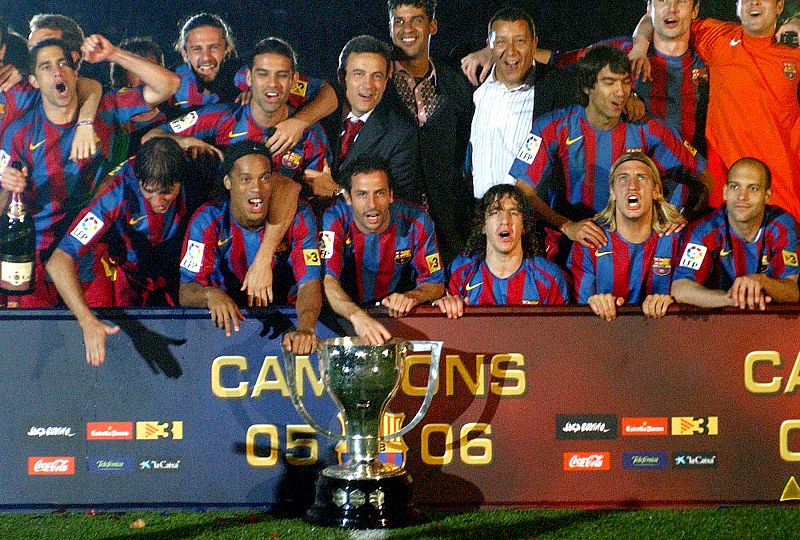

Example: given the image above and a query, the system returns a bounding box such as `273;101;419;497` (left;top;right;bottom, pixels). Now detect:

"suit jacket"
329;99;423;205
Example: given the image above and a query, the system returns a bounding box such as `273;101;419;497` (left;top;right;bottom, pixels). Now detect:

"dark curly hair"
465;184;539;259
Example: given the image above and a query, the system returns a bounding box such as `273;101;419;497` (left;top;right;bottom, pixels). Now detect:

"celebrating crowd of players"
0;0;799;365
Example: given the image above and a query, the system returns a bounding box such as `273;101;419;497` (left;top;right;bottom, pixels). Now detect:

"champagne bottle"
0;162;35;295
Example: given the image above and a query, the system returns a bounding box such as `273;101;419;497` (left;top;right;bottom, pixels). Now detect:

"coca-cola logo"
28;456;75;475
556;415;617;440
27;426;76;438
563;452;611;471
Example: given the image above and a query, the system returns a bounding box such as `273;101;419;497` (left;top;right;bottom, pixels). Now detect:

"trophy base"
306;471;421;528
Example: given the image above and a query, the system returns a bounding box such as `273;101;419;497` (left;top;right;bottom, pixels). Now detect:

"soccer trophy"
282;337;442;528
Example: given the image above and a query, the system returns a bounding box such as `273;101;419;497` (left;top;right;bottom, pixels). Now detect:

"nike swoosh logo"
720;248;731;256
730;38;741;46
595;250;612;258
465;282;482;291
128;216;146;226
228;131;247;139
566;135;583;146
29;140;45;151
217;236;232;247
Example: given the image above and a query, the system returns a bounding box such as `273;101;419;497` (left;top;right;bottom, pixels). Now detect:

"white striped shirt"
469;69;535;198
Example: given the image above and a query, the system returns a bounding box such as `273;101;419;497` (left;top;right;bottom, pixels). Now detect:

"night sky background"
4;1;799;84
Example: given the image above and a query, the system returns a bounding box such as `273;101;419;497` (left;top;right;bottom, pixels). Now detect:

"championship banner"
2;305;800;509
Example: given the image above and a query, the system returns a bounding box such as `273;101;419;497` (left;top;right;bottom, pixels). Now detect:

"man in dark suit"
328;35;422;205
384;0;475;265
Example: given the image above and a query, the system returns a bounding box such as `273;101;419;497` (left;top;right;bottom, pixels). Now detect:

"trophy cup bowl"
283;336;441;529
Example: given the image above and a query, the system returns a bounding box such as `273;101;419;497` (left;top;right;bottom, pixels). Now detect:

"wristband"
76;119;94;127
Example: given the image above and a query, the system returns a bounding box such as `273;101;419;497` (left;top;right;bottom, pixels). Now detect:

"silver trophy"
283;337;441;528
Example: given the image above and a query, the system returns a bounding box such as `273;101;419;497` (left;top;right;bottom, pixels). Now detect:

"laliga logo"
335;412;408;468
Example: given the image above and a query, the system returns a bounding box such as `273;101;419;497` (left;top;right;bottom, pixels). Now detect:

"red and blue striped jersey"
568;225;683;304
447;254;570;305
320;199;444;304
673;206;800;290
57;156;187;282
554;37;708;151
0;82;40;135
0;86;152;260
510;104;706;221
162;102;330;180
179;199;321;305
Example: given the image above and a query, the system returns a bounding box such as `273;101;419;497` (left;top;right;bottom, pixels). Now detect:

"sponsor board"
26;425;78;439
622;452;669;470
563;452;610;471
136;421;183;440
672;452;718;469
28;456;75;476
671;416;718;436
556;414;617;440
88;456;134;474
621;417;668;436
86;422;133;440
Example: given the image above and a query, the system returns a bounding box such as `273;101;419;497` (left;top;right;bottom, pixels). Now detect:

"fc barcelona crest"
691;67;709;85
652;257;672;276
281;151;302;170
785;62;797;81
335;411;408;468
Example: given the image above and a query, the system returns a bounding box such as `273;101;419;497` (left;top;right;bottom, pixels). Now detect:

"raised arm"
267;82;338;156
70;77;102;161
630;13;654;81
81;34;179;106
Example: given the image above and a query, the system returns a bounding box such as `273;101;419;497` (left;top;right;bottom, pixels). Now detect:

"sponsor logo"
290;79;308;97
227;130;248;139
563;452;610;471
27;426;77;438
515;133;542;164
169;111;198;133
0;150;9;170
303;249;321;266
621;417;668;436
566;135;583;146
556;414;617;440
730;38;741;47
720;247;732;257
128;215;146;226
138;457;182;472
180;240;204;273
521;299;539;305
672;451;718;469
28;456;75;475
679;243;707;270
136;421;183;440
88;456;133;474
622;452;669;470
595;249;612;258
683;140;698;156
319;231;335;259
29;140;46;151
465;281;482;292
784;250;799;267
671;416;718;436
426;253;442;273
216;236;232;247
86;422;133;440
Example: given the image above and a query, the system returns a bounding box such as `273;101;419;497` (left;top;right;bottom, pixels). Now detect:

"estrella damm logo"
335;412;407;468
671;416;718;436
136;421;183;440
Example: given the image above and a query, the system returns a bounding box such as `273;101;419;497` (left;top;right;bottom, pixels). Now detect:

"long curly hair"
465;184;539;259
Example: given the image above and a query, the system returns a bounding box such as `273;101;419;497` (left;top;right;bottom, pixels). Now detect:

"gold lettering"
285;424;319;466
295;356;325;398
780;420;800;462
421;423;453;465
785;353;800;395
211;356;249;398
246;424;279;466
251;356;289;398
447;354;485;396
744;351;782;394
401;355;437;397
490;354;526;396
460;423;493;465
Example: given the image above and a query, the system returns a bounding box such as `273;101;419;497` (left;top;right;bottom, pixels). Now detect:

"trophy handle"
281;343;345;441
382;340;442;441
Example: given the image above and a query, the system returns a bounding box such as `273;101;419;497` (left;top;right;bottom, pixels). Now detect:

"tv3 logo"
671;416;718;436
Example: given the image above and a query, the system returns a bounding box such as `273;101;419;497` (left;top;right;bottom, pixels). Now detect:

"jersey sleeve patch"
69;212;104;245
180;240;205;273
679;243;707;270
515;133;542;165
319;231;335;259
303;249;321;266
0;149;10;171
169;111;199;134
783;250;798;267
426;253;442;274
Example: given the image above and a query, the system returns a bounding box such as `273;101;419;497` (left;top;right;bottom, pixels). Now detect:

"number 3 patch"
426;253;442;273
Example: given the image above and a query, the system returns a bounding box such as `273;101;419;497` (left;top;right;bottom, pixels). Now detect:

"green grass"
0;508;798;539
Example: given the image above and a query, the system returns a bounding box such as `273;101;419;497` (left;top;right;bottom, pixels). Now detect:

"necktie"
338;118;364;163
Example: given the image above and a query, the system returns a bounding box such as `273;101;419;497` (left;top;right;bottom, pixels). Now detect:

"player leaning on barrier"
672;157;800;309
